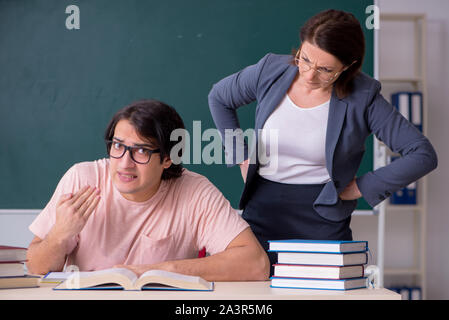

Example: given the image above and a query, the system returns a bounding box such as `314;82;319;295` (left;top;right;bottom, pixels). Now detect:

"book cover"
391;92;410;121
273;264;364;279
0;262;25;277
410;92;423;132
275;251;368;266
270;276;367;291
391;91;423;132
268;239;368;253
0;245;27;262
0;275;40;289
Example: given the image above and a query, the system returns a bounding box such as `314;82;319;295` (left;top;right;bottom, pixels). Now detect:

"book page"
56;268;138;290
136;269;212;290
100;268;139;284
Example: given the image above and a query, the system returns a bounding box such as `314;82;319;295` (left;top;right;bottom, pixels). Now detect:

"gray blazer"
208;53;438;222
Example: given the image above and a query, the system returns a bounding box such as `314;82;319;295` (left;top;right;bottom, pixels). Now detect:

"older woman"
208;9;437;270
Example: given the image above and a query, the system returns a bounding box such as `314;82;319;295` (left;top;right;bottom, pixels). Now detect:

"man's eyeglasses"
105;140;160;164
294;49;345;83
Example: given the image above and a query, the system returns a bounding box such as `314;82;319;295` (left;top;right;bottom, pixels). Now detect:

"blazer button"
378;195;385;201
385;191;391;197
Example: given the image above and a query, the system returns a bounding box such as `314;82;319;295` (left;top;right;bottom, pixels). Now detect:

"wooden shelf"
379;77;423;84
352;210;376;216
372;13;428;299
384;267;422;276
385;205;423;212
380;13;426;21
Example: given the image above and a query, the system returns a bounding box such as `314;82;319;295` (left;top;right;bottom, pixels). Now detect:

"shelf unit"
374;13;428;299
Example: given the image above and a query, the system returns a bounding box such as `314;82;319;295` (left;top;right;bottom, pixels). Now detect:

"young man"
27;99;269;281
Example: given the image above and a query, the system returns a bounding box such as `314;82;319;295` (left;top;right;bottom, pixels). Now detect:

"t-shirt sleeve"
28;164;83;252
190;177;249;255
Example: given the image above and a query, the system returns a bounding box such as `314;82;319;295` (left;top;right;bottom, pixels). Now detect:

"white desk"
0;281;400;300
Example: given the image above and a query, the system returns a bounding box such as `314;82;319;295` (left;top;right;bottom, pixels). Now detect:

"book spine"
410;92;423;132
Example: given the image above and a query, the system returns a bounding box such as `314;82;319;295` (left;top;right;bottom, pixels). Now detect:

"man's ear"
162;156;172;169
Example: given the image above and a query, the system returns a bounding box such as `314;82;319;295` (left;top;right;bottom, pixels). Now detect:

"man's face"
109;119;171;202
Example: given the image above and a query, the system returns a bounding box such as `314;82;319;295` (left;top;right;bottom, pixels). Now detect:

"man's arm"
26;186;101;274
26;233;71;275
116;227;270;281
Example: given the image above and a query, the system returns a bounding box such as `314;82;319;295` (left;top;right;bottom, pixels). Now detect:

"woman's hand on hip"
339;178;362;200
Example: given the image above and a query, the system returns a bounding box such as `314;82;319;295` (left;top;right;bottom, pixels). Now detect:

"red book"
0;245;27;262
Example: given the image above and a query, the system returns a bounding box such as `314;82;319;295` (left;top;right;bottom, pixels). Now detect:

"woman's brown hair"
293;9;365;98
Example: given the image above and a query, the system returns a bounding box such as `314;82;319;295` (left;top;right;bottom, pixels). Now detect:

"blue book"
390;185;417;205
390;187;408;204
268;239;368;253
410;92;423;132
391;91;423;132
270;276;367;291
391;91;411;121
52;268;214;291
405;182;417;204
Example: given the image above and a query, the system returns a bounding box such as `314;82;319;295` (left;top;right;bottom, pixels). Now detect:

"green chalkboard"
0;0;373;209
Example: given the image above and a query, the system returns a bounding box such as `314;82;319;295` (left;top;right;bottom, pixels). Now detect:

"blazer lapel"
255;65;298;131
325;92;348;177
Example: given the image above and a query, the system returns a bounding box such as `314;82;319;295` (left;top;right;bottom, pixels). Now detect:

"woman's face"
296;41;347;91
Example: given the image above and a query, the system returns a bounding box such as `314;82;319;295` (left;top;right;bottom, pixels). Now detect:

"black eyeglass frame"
105;140;161;164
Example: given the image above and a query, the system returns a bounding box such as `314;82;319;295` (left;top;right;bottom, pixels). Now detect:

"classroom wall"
0;212;36;248
351;0;449;299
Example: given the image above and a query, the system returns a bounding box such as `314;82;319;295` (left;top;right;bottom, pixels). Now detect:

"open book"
53;268;214;291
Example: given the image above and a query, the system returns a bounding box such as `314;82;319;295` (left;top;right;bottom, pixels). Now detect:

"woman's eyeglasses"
294;50;345;83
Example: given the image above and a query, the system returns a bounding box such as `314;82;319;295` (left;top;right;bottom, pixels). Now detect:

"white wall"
0;212;37;247
352;0;449;300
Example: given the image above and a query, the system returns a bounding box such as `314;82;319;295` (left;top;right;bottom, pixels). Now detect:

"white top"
258;94;331;184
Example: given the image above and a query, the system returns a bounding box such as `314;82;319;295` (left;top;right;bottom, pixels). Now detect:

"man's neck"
119;179;163;203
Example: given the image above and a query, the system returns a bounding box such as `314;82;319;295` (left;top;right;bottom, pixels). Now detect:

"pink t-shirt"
29;159;249;271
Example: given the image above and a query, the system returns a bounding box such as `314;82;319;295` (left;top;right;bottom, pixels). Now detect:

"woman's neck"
287;74;333;108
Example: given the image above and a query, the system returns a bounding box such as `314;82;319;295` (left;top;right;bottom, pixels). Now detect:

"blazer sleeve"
208;53;271;166
356;81;438;207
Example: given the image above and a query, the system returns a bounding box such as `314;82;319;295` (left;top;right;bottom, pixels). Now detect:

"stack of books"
269;239;369;291
0;245;40;289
